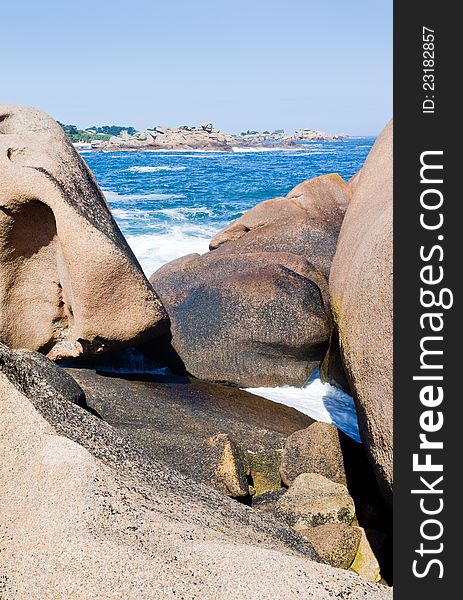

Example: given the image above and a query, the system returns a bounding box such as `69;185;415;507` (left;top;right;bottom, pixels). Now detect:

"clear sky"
3;1;392;135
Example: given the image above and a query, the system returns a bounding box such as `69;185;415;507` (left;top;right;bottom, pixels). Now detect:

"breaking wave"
246;372;360;442
126;166;188;172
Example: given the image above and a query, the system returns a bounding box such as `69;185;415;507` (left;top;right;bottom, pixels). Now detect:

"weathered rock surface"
298;523;362;570
347;169;363;195
150;254;331;386
201;432;249;497
209;173;352;279
248;449;283;497
89;124;344;152
253;489;287;514
349;528;382;583
0;342;86;408
329;120;393;504
96;124;236;151
275;473;356;529
67;366;313;496
149;173;351;387
279;415;392;578
280;422;350;486
0;354;391;598
0;104;167;360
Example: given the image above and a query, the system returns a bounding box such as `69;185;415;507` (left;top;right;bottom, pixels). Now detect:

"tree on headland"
57;122;135;143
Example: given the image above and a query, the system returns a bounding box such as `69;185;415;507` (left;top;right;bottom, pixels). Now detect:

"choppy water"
80;138;373;441
82;138;373;277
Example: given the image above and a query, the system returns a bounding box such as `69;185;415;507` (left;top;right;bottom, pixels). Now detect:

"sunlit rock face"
0;104;167;359
330;120;393;505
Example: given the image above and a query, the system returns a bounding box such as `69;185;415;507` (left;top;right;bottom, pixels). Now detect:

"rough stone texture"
275;473;356;529
253;489;287;514
329;120;393;504
66;366;312;497
280;422;350;486
0;104;167;360
209;173;352;279
349;528;382;583
0;342;86;408
276;412;392;579
151;250;329;306
0;369;391;598
347;169;363;195
150;252;331;387
248;449;283;497
203;432;249;497
298;524;362;570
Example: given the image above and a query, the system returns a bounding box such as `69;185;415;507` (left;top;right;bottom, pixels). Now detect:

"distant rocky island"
64;122;345;152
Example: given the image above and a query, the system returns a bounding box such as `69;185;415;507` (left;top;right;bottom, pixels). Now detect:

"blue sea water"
79;138;374;441
81;138;374;277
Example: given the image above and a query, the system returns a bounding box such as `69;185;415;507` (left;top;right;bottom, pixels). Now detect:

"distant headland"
60;122;346;152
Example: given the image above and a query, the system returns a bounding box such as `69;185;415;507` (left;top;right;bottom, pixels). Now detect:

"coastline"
75;141;349;153
1;105;392;596
72;124;346;153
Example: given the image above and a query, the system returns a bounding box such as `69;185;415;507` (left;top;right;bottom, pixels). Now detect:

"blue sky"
3;1;392;135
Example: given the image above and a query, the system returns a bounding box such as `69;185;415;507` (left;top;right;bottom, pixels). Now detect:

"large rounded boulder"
151;252;331;387
329;121;393;503
149;172;352;387
0;105;167;359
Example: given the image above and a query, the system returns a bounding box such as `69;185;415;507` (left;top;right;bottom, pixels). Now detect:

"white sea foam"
127;166;187;173
142;149;230;154
230;146;336;154
246;375;360;442
127;224;218;277
291;150;338;156
103;189;185;203
111;206;213;224
111;207;154;221
231;146;290;153
157;207;214;220
111;208;135;220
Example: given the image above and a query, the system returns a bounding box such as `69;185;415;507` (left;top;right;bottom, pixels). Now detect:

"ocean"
80;137;374;441
81;138;373;277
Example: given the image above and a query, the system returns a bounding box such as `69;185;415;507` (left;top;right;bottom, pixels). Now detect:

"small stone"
275;473;355;529
280;422;349;486
248;449;282;496
205;433;249;498
297;523;362;569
